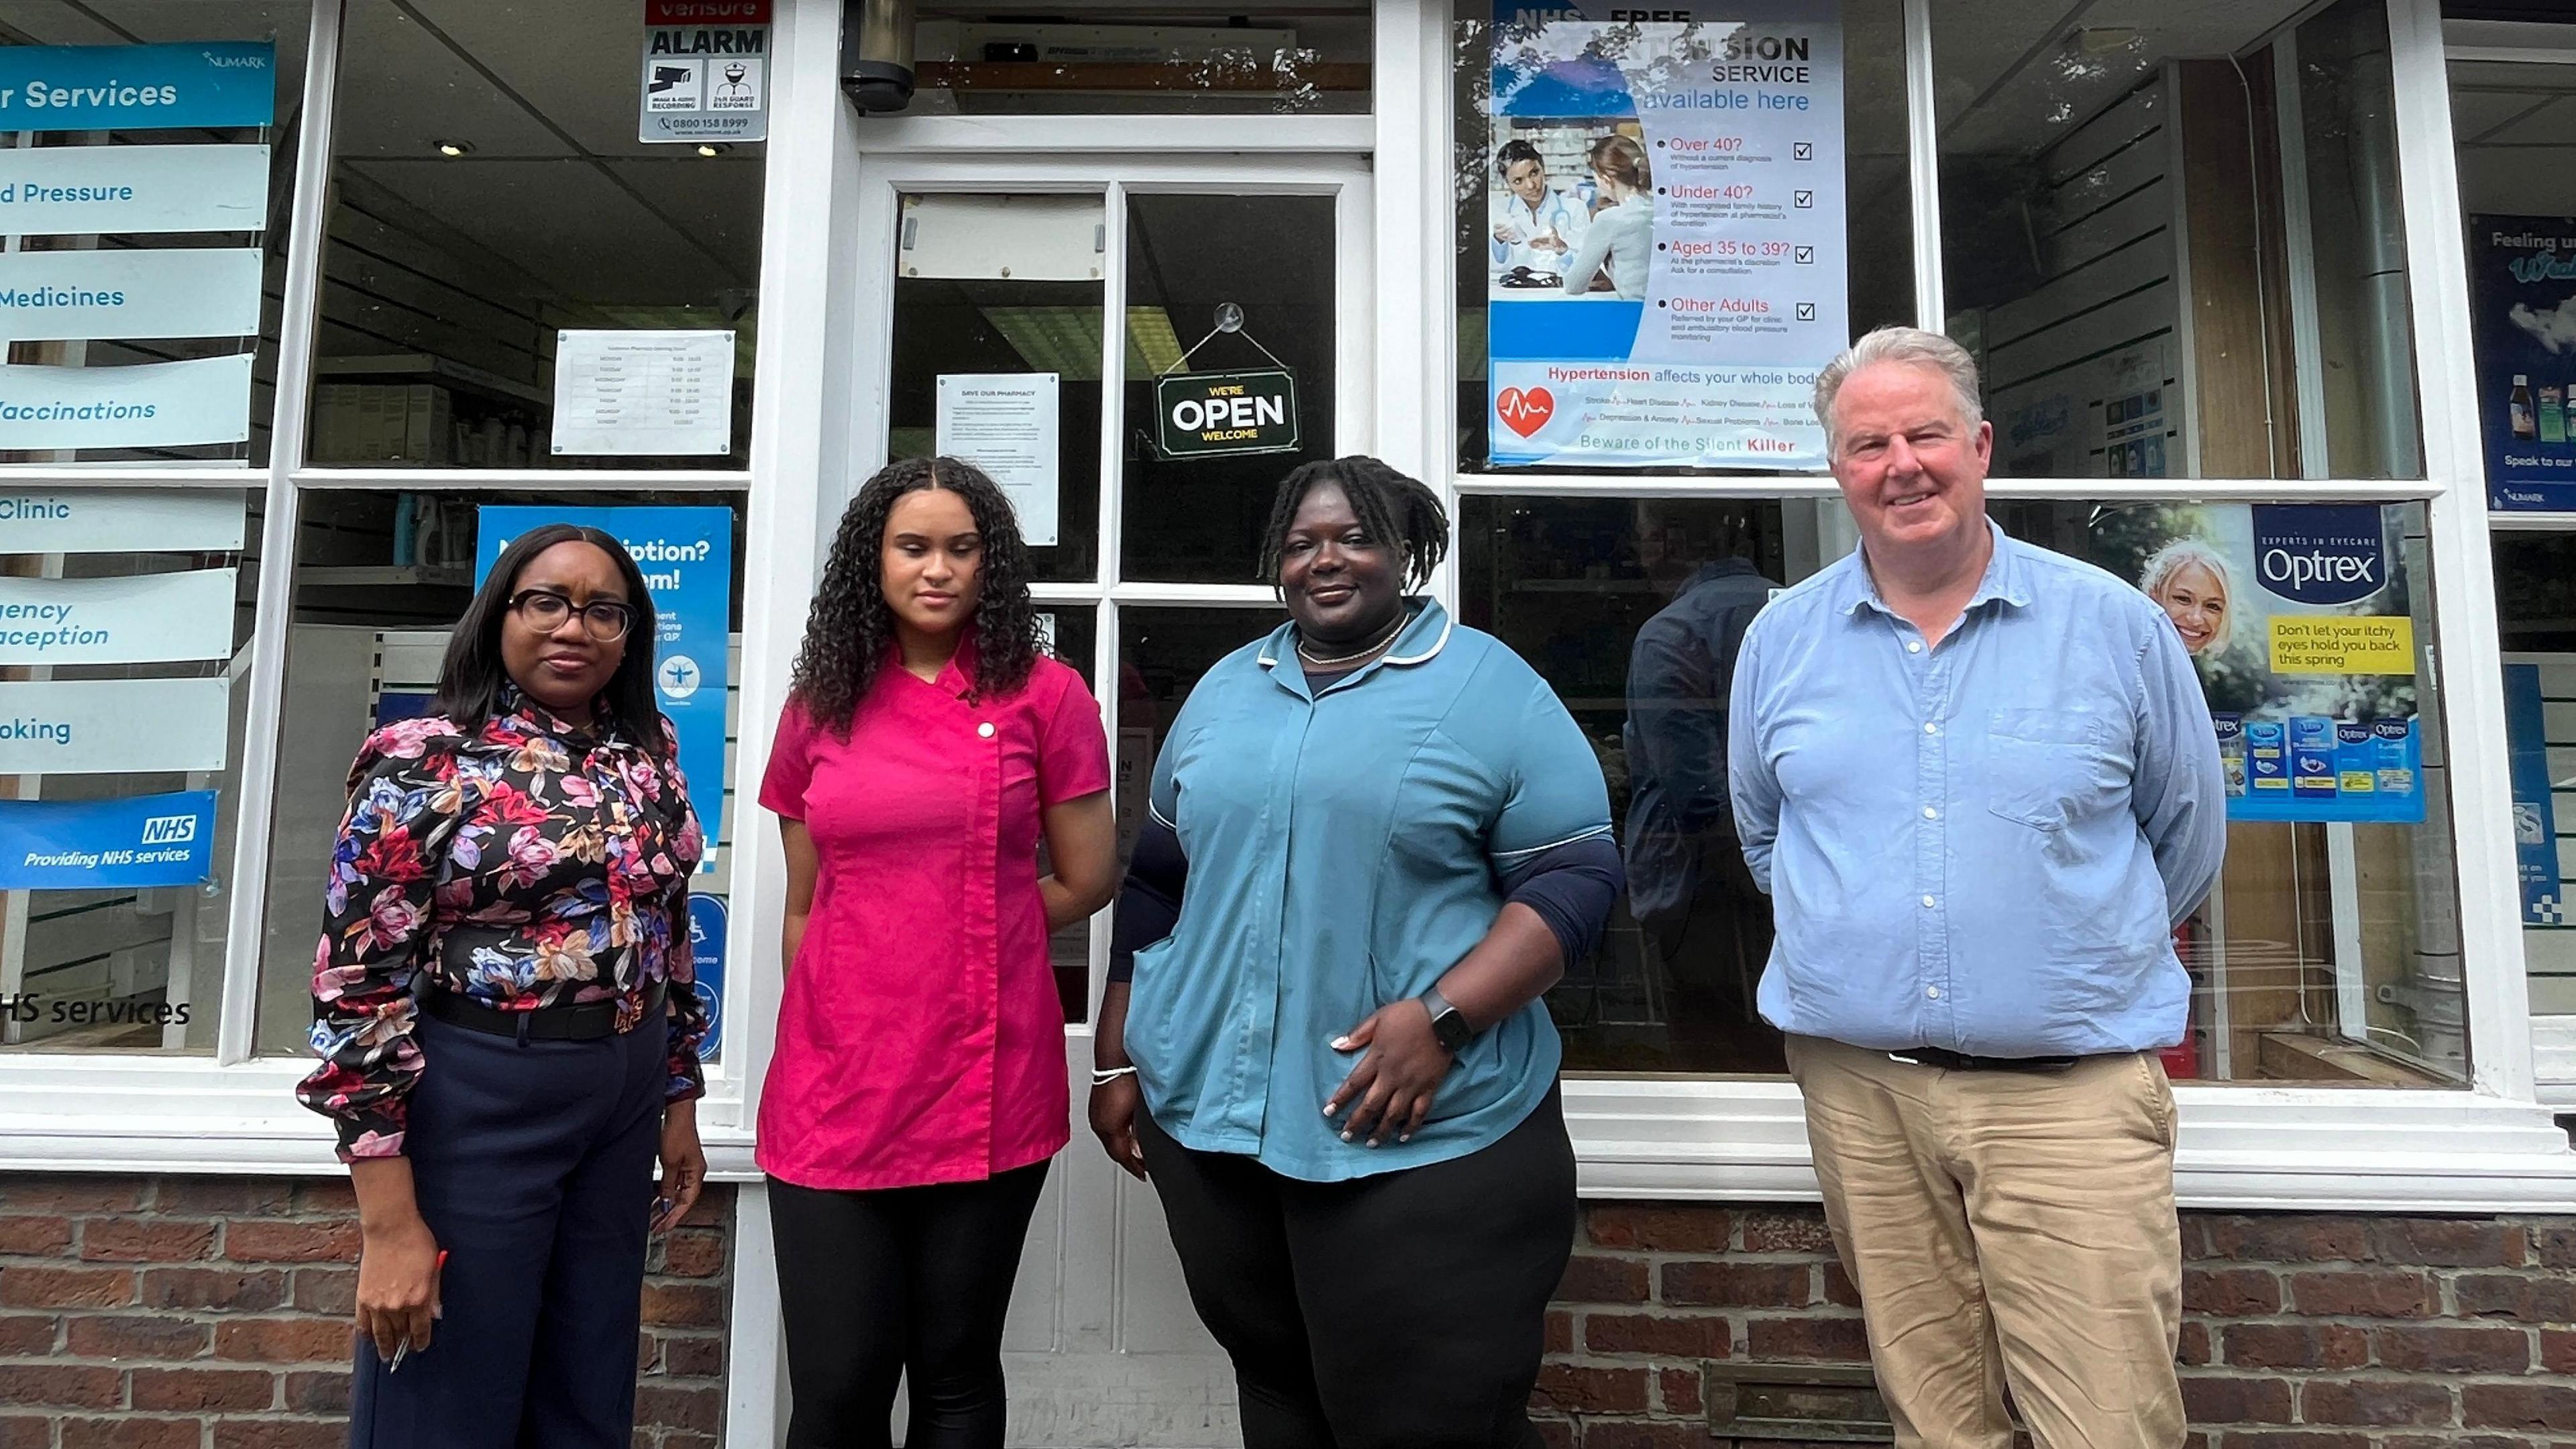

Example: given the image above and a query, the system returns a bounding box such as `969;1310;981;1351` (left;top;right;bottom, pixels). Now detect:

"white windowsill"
0;1059;2568;1211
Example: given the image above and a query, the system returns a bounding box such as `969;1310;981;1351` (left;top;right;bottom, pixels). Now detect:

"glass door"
844;152;1371;1444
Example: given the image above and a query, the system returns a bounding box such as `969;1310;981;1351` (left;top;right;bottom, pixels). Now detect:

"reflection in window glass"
313;0;763;467
1037;604;1099;1022
0;3;310;467
1114;604;1281;852
0;488;262;1056
1120;195;1336;584
888;193;1106;583
2491;535;2576;1030
1452;0;1915;476
1464;496;2465;1085
254;490;747;1057
1934;0;2419;481
898;2;1371;116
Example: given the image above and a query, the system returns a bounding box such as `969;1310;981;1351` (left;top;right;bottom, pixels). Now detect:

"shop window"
2455;46;2576;1084
1119;193;1338;584
888;1;1371;117
1460;495;2467;1087
1452;0;1916;477
310;0;764;468
0;3;311;468
885;193;1108;584
0;488;262;1057
1112;603;1283;858
1933;0;2424;482
2493;536;2576;1044
252;490;747;1060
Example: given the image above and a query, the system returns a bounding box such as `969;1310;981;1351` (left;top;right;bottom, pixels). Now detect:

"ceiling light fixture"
434;139;472;157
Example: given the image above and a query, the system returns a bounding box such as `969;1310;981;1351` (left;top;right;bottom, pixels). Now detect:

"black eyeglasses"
508;588;635;642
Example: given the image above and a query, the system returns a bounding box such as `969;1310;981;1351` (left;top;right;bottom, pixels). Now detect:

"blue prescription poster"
475;506;733;868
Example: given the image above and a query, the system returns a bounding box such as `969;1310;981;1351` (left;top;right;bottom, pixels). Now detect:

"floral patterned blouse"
294;694;708;1162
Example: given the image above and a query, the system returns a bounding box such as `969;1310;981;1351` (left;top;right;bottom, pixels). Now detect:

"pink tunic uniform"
756;647;1110;1190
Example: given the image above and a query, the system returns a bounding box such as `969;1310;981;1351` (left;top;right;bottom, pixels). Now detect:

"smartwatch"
1418;987;1477;1053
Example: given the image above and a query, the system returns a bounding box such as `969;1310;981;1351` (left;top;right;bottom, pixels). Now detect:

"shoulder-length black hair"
430;522;668;755
790;455;1043;735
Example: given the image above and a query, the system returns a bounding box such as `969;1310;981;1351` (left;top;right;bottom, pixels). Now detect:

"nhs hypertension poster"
2468;215;2576;511
1486;1;1846;470
2100;502;2424;825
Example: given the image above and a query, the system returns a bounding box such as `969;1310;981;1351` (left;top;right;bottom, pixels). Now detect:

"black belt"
423;982;663;1042
1886;1045;2082;1073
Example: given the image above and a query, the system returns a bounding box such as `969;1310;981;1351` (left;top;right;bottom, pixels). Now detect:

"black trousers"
347;1012;667;1449
767;1161;1051;1449
1138;1085;1577;1449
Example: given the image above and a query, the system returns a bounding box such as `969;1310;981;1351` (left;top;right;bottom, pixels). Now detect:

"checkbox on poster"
1794;189;1814;209
1793;142;1814;160
1794;246;1815;264
1796;302;1817;321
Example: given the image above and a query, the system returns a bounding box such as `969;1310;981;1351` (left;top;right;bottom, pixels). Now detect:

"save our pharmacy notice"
1487;0;1846;469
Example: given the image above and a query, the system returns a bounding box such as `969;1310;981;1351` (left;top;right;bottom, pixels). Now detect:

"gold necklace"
1295;610;1408;668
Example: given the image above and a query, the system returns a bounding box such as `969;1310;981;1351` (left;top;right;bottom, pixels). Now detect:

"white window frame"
0;0;2568;1217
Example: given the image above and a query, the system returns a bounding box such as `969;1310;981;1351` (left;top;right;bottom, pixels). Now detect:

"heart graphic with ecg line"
1497;386;1555;438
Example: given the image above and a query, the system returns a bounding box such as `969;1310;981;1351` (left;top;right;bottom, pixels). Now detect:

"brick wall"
1540;1205;2576;1449
0;1175;734;1449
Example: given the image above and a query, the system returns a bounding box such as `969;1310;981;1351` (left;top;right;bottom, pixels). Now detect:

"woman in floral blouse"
297;521;709;1449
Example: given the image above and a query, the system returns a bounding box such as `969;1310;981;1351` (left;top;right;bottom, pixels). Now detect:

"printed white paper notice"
935;374;1059;545
552;330;735;456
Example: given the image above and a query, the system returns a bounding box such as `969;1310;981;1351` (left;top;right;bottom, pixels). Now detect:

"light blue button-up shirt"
1727;522;2226;1057
1129;600;1612;1181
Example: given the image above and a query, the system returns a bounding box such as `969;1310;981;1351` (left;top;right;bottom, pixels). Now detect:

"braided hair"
790;456;1044;734
1258;455;1450;592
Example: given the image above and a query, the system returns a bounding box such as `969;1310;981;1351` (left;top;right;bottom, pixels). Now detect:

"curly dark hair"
1258;455;1450;592
790;456;1044;733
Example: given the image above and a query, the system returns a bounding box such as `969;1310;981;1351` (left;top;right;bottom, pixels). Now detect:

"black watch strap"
1419;987;1476;1053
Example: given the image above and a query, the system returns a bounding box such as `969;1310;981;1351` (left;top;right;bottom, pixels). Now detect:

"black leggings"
767;1161;1050;1449
1137;1085;1577;1449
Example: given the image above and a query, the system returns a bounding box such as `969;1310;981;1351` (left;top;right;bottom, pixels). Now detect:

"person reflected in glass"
1623;506;1780;1042
1091;457;1623;1449
1555;134;1655;301
2139;537;2235;657
1490;138;1589;286
759;457;1118;1449
298;523;709;1448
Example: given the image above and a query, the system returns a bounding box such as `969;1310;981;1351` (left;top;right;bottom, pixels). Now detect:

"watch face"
1433;1010;1474;1052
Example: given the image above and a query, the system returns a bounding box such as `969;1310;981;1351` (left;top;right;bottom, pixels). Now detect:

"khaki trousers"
1785;1035;2184;1449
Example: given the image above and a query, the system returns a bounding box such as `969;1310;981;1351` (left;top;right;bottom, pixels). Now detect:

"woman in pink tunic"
757;457;1118;1449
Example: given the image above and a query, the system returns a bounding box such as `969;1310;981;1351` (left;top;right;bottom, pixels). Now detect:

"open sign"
1154;368;1300;460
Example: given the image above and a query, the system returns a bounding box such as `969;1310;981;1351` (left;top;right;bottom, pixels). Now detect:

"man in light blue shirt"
1729;326;2222;1449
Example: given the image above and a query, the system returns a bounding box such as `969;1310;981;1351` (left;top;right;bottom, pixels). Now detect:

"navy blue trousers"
347;1011;667;1449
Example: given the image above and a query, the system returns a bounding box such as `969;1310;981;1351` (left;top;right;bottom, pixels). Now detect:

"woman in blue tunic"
1090;456;1623;1449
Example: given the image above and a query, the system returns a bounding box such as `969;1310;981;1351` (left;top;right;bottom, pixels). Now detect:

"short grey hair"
1813;325;1984;457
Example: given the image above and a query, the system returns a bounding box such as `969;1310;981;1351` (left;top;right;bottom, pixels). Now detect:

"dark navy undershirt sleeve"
1497;834;1625;968
1109;815;1187;983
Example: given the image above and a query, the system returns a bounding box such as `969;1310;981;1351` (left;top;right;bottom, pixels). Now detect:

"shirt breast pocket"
1986;708;2125;832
